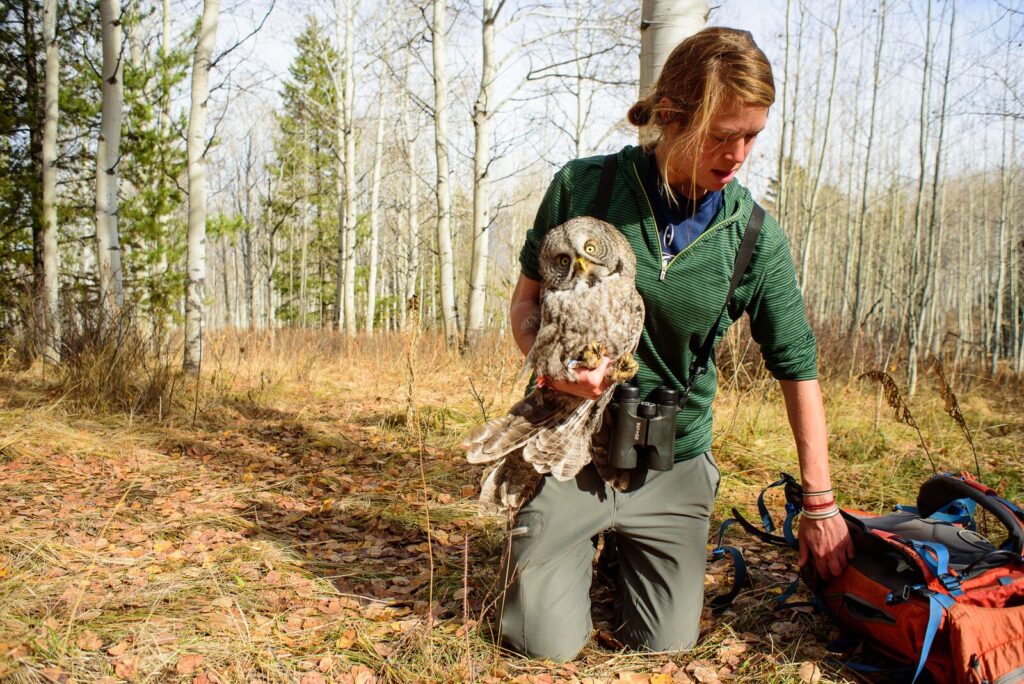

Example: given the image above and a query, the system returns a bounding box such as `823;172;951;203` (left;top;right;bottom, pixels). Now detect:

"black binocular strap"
591;154;619;221
679;203;765;409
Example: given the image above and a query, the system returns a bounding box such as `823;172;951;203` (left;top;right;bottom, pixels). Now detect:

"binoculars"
608;385;679;471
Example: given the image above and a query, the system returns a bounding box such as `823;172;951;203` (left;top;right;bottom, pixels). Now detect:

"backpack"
713;473;1024;684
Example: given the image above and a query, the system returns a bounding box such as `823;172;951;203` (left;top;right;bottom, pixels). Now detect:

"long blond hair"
628;28;775;196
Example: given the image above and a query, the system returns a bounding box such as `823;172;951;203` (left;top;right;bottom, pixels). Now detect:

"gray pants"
497;452;720;662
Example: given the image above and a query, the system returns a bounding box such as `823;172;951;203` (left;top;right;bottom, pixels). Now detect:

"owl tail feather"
523;387;613;481
463;388;584;465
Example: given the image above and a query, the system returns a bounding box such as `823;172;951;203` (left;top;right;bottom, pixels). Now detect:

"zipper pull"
659;262;668;281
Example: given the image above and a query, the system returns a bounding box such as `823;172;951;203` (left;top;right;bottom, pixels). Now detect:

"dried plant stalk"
860;370;937;473
927;356;981;481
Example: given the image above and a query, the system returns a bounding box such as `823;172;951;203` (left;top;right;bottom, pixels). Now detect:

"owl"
463;216;645;512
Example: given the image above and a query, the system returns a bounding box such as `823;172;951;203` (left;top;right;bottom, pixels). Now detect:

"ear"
657;96;675;125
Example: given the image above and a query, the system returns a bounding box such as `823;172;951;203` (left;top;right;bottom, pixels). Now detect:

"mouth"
711;168;737;184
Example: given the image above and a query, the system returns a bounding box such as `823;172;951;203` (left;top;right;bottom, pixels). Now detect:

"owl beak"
574;257;589;274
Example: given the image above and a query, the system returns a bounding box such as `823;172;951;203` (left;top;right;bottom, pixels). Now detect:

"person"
500;27;855;662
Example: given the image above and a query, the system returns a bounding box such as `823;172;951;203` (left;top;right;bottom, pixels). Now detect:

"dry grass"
1;327;1022;683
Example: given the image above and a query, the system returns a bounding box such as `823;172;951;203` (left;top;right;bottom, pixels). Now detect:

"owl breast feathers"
463;217;645;512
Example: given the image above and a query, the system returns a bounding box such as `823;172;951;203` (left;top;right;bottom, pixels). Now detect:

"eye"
558;255;570;267
584;242;597;255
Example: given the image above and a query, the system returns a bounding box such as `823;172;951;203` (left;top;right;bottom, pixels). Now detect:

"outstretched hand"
545;356;613;400
798;513;855;579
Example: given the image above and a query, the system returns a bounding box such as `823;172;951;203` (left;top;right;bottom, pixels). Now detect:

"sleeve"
745;228;819;381
518;164;574;281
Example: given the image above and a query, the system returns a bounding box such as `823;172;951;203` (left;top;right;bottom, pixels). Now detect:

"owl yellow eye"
559;255;570;267
584;242;597;254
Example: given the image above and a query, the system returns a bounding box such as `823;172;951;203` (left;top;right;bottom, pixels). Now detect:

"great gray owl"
463;216;645;512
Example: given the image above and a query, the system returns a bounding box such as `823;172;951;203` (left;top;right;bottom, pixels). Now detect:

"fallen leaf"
40;667;69;683
176;654;204;674
336;628;356;649
690;667;719;684
300;674;326;684
75;630;103;651
798;661;822;684
107;640;130;657
114;656;138;680
350;665;376;684
372;642;393;657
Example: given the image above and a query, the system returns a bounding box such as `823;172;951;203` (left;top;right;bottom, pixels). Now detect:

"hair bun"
627;100;652;126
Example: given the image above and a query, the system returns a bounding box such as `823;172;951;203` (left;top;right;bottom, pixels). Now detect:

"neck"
654;142;707;200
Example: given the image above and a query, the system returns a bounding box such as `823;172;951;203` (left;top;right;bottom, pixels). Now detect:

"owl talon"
579;341;606;369
611;352;639;382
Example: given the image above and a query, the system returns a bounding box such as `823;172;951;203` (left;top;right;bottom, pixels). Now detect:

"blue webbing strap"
753;474;801;550
896;498;977;527
907;540;963;596
913;592;956;684
708;518;751;613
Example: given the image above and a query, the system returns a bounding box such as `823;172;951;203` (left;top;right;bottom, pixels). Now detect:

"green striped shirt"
520;145;818;461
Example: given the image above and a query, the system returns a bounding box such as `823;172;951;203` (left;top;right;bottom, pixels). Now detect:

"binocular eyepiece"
608;385;679;471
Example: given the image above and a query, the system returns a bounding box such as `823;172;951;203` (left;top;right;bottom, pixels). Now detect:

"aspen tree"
41;0;59;362
365;86;387;333
464;0;498;349
850;0;886;334
798;0;842;294
639;0;707;91
95;0;125;313
183;0;220;374
432;0;460;346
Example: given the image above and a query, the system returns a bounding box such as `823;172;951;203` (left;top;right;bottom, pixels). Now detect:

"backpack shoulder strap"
678;202;765;408
591;154;619;221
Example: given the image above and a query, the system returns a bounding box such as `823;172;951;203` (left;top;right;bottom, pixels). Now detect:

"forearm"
510;274;542;356
779;379;833;499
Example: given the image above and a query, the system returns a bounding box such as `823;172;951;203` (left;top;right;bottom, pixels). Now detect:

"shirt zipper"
630;162;745;281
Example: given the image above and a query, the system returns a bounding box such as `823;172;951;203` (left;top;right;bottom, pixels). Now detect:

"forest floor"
1;330;1022;684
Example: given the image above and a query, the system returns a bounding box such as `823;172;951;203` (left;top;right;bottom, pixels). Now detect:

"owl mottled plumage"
464;217;645;512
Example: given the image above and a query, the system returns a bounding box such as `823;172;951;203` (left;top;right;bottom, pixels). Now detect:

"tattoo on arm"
520;312;540;333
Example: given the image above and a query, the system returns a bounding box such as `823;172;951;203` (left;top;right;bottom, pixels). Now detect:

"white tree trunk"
41;0;59;362
183;0;220;374
401;58;420;330
95;0;125;313
432;0;460;346
340;0;358;335
798;0;842;293
639;0;708;93
465;0;498;348
365;94;387;333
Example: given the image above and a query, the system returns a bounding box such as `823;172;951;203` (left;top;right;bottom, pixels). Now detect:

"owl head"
537;217;637;290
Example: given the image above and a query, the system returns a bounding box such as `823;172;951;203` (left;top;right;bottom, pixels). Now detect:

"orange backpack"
715;473;1024;683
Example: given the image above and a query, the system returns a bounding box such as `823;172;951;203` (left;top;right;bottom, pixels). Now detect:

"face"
658;100;768;199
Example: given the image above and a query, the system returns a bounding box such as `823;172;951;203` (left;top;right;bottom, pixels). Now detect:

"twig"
859;370;937;473
927;356;981;481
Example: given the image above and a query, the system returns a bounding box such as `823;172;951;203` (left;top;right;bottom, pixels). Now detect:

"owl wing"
463;388;584;465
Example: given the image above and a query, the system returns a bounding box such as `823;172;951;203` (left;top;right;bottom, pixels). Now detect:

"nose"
724;137;748;164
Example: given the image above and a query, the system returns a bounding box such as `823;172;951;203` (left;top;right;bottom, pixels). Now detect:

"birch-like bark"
183;0;220;374
365;93;387;333
639;0;707;92
401;58;420;330
992;112;1010;375
850;0;886;334
340;0;357;334
432;0;460;346
41;0;59;362
798;0;842;293
95;0;125;313
774;0;792;225
465;0;498;348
